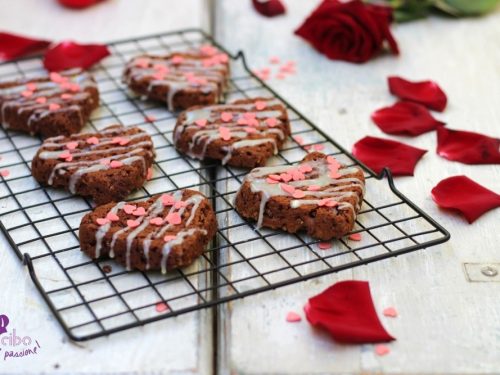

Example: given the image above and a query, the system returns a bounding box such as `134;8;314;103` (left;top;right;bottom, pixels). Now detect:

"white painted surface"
216;1;500;374
0;0;499;374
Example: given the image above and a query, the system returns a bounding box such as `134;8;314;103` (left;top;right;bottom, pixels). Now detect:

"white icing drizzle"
0;69;97;133
95;202;125;258
174;98;287;164
239;159;365;228
37;125;154;193
124;47;229;111
99;191;206;273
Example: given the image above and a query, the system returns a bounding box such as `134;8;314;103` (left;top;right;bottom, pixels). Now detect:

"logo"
0;314;41;361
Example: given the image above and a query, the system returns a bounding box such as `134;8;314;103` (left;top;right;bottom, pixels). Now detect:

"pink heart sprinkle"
112;137;129;146
292;190;305;199
375;344;390;356
35;97;47;104
166;212;182;225
327;155;340;166
268;174;281;181
280;183;295;195
313;144;325;151
307;185;321;191
96;218;109;226
155;302;169;313
127;219;140;228
161;194;175;206
383;307;398;318
0;169;9;177
293;135;304;145
237;117;248;126
172;55;184;64
134;58;149;68
276;73;286;80
86;136;99;145
58;152;72;161
291;170;305;181
255;100;267;110
150;217;164;226
50;72;63;83
66;141;79;150
298;164;312;173
61;93;73;100
325;199;338;207
270;56;280;64
123;204;136;214
26;82;37;91
163;235;177;242
318;242;332;250
243;112;257;120
349;233;362;241
174;201;188;209
280;173;292;183
265;117;277;127
132;207;146;216
69;83;80;93
106;212;119;221
146;167;153;180
266;177;279;184
285;311;302;323
49;103;61;111
329;171;341;179
110;160;123;168
195;118;208;127
21;90;33;98
219;126;231;141
100;159;110;166
244;127;256;134
145;115;157;123
220;112;233;122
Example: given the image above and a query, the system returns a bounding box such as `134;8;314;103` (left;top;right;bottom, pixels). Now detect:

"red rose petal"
304;280;395;343
0;32;51;62
58;0;102;9
388;76;447;112
437;127;500;165
252;0;286;17
43;41;110;72
431;175;500;223
371;101;445;136
352;136;427;176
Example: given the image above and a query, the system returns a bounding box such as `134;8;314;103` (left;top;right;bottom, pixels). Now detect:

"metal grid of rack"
0;29;450;341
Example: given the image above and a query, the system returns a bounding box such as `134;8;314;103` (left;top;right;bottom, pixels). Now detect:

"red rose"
295;0;399;63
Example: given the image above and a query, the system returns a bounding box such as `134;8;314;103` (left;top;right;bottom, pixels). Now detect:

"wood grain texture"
0;1;213;374
215;1;500;374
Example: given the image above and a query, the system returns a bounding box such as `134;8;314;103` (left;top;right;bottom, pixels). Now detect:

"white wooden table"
1;1;499;374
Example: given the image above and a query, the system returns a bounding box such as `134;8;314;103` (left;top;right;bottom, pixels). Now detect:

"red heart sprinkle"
383;307;398;318
318;242;332;250
220;112;233;122
161;194;175;206
255;100;267;110
110;160;123;168
150;217;164;226
155;302;169;313
49;103;61;111
195;118;208;127
123;204;136;214
349;233;362;241
292;190;306;198
280;183;295;195
132;207;146;216
375;344;390;356
265;117;278;127
96;218;109;226
166;212;182;225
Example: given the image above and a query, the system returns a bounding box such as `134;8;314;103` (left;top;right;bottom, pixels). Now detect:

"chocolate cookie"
31;125;155;205
0;69;99;138
234;152;365;240
79;189;217;273
123;45;230;111
173;97;290;168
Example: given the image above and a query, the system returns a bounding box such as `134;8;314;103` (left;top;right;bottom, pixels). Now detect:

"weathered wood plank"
216;1;500;373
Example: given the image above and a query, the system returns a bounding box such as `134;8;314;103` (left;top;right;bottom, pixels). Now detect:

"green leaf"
434;0;500;16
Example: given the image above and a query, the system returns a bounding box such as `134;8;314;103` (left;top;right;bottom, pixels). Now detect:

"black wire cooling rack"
0;29;450;341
